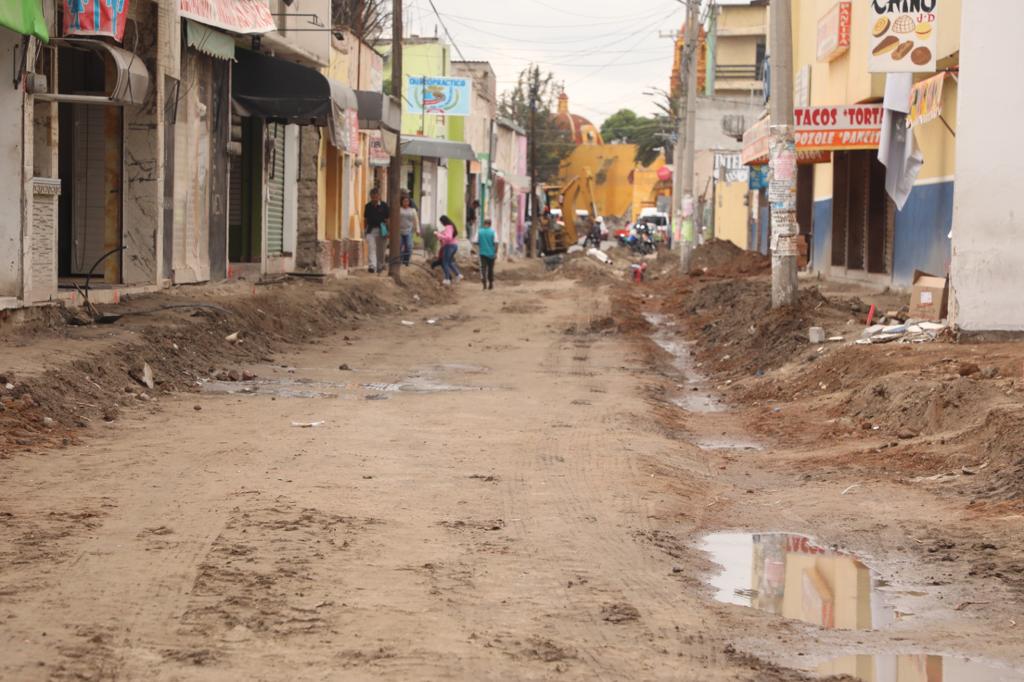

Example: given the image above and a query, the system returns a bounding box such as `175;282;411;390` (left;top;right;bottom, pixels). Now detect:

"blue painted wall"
892;180;954;286
809;181;953;287
812;198;833;272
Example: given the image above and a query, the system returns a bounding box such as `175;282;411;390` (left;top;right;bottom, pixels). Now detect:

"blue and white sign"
407;76;472;117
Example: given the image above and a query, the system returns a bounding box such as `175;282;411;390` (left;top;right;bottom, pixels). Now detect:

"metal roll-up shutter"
266;123;286;255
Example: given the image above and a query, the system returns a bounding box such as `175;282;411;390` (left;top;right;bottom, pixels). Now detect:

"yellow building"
781;0;961;287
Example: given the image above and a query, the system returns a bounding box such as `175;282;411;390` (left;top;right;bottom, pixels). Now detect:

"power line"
434;6;673;30
426;0;467;62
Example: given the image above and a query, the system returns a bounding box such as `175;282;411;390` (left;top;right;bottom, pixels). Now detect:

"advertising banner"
63;0;131;42
407;76;472;117
179;0;276;35
908;72;945;127
794;104;884;150
868;0;938;73
817;2;852;62
742;115;839;165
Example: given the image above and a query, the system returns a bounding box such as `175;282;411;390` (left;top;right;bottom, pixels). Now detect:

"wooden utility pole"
769;0;798;307
679;0;700;270
387;0;404;281
527;66;539;258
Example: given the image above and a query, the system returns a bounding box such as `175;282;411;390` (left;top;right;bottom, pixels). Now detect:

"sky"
401;0;689;126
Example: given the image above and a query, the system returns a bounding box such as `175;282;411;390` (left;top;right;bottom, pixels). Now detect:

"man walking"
478;219;497;290
363;188;389;274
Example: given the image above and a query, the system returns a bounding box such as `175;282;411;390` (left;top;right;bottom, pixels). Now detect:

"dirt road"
2;271;1023;681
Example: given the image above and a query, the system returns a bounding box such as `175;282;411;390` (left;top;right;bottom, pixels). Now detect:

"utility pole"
768;0;798;307
387;0;404;281
527;65;539;258
679;0;700;270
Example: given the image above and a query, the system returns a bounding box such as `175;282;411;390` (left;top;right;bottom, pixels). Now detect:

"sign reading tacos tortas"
868;0;938;73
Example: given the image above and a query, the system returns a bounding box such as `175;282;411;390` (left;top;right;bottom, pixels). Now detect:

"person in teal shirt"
477;219;497;290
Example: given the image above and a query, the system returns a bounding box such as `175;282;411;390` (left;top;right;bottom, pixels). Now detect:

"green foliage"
600;108;674;167
497;67;575;184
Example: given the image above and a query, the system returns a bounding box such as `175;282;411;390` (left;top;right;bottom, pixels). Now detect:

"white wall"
950;0;1024;331
0;31;24;299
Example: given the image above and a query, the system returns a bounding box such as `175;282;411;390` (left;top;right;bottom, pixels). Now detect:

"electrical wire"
426;0;467;62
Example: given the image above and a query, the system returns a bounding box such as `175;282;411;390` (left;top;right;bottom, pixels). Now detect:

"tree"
332;0;387;43
498;68;574;184
599;107;673;168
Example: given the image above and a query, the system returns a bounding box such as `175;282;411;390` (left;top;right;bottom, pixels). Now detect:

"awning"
355;90;401;134
232;49;358;150
179;0;276;35
0;0;48;41
186;19;235;61
39;38;149;106
400;136;477;161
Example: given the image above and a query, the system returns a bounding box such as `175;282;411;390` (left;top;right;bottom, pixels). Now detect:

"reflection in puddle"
818;654;1024;681
643;313;726;414
702;532;897;630
201;378;351;399
694;437;763;451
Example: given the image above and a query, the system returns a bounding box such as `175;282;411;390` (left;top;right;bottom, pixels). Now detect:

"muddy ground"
1;248;1022;680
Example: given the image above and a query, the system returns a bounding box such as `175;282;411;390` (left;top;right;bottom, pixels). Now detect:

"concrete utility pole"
527;66;539;258
768;0;798;307
387;0;404;281
679;0;700;270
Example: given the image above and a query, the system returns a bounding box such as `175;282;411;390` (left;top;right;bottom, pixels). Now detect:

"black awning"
233;48;338;125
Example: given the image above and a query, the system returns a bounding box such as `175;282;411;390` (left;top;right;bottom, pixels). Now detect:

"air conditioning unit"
721;115;746;141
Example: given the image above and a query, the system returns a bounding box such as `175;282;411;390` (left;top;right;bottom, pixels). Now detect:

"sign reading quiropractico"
407;76;472;117
868;0;938;73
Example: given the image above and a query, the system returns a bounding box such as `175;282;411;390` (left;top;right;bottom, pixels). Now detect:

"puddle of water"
643;313;726;414
694;437;763;451
397;376;487;394
816;654;1024;681
701;532;899;631
201;378;352;399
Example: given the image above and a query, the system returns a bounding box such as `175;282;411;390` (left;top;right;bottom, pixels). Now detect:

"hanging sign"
179;0;276;35
63;0;131;42
368;131;391;167
793;105;884;150
817;2;852;62
908;72;945;127
868;0;938;73
407;76;472;117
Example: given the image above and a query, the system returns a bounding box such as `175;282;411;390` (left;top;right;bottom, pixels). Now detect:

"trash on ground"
857;319;948;344
808;327;826;344
225;332;240;343
587;248;612;265
401;320;415;326
290;421;325;428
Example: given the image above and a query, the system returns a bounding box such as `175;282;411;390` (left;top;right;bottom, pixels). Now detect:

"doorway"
831;150;893;275
228;116;263;263
57;47;124;283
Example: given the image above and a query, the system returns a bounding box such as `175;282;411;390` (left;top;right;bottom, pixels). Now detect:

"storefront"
230;47;358;276
742;105;884;272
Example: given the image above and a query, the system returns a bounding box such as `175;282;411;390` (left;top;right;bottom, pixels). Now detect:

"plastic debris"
291;421;325;428
401;320;415;326
809;327;827;344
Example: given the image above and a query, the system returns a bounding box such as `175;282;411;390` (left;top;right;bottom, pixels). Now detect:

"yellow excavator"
541;172;598;254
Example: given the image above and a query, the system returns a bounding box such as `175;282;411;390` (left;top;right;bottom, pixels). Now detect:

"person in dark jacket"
363;188;389;273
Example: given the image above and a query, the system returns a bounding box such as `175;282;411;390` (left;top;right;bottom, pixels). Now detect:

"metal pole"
679;0;699;270
527;66;538;258
387;0;404;280
768;0;798;307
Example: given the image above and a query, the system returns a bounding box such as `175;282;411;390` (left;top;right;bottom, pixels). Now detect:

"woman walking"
436;215;463;286
399;195;420;266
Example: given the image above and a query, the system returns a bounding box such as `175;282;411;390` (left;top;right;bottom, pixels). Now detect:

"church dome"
554;92;604;146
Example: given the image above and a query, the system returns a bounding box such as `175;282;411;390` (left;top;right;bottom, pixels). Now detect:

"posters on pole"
868;0;938;73
407;76;472;117
63;0;131;41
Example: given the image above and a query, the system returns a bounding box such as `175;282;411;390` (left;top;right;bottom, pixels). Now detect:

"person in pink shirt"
436;215;463;285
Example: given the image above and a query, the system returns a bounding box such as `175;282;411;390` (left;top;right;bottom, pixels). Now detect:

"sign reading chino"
817;2;852;62
794;105;884;150
868;0;938;73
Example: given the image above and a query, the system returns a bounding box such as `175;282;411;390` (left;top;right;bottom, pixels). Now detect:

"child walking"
477;219;497;290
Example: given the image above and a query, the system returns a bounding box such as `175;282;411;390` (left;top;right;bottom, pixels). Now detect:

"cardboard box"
908;270;948;321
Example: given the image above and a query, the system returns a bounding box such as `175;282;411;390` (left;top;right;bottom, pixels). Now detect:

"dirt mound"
690;239;770;277
0;271;442;455
678;278;861;377
552;253;622;285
